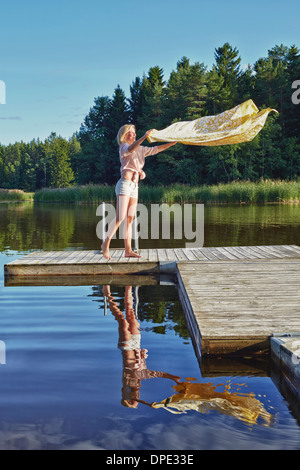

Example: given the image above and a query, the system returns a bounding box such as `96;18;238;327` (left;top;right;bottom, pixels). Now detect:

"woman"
101;124;177;259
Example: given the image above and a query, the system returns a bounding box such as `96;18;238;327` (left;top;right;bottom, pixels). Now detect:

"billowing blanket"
147;100;277;146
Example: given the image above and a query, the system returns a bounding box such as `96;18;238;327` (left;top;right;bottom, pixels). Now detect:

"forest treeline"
1;42;299;191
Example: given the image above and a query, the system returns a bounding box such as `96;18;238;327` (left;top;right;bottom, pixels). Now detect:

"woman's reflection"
102;285;181;408
102;285;273;426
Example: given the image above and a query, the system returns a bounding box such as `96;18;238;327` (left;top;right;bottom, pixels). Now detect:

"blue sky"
0;0;299;145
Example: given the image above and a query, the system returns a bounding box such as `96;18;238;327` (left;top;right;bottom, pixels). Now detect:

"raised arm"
127;129;154;153
155;141;177;153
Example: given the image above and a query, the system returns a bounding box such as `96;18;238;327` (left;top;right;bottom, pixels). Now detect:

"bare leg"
123;197;141;258
124;286;140;334
101;195;130;259
102;285;134;342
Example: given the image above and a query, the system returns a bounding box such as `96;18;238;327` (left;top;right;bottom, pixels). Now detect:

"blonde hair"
117;124;135;146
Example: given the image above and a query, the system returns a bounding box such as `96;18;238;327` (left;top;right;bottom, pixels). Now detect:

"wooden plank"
4;260;160;276
137;249;149;262
166;248;178;261
35;251;77;265
176;259;300;273
15;251;63;265
246;245;276;258
257;245;287;258
86;251;105;263
220;246;251;260
108;249;125;263
5;273;160;287
234;246;265;259
141;249;150;262
157;248;168;261
15;251;52;264
271;245;300;257
63;251;93;264
175;248;189;261
148;248;158;262
78;250;102;263
277;245;300;257
202;247;225;260
191;248;210;261
213;246;240;260
177;259;300;355
183;248;198;261
223;246;254;260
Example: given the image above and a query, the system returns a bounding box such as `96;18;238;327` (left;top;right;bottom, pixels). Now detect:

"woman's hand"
128;129;154;153
145;129;154;138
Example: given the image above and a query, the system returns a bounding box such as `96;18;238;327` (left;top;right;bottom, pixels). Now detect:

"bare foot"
125;250;141;258
101;242;111;260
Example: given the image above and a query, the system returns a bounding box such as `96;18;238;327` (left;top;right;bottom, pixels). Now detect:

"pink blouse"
119;143;159;182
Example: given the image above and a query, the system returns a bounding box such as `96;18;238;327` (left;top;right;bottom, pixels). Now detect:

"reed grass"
33;180;300;204
0;189;34;201
34;185;116;203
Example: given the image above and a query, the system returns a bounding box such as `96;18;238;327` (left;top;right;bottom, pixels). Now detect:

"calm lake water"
0;202;300;450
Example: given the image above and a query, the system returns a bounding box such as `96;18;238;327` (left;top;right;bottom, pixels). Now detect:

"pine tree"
76;89;130;185
136;67;165;132
164;57;206;121
214;43;241;107
45;133;74;188
164;57;191;122
238;64;255;103
106;85;130;141
184;62;207;120
128;76;144;124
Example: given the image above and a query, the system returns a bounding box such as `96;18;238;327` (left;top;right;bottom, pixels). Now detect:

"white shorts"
118;334;141;351
115;178;138;199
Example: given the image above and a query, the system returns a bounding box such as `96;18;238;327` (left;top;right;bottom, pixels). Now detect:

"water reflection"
102;285;181;409
0;202;299;251
151;380;273;427
103;284;273;426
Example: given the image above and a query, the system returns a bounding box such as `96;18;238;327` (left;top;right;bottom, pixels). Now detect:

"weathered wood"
6;244;300;265
183;248;199;261
191;248;211;261
176;259;300;356
148;248;158;262
200;247;222;260
5;273;160;287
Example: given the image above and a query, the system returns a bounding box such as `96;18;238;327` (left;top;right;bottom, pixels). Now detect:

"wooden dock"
177;258;300;359
4;244;300;277
4;244;300;356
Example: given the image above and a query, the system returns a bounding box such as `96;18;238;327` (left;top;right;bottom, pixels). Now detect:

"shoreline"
1;180;299;205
